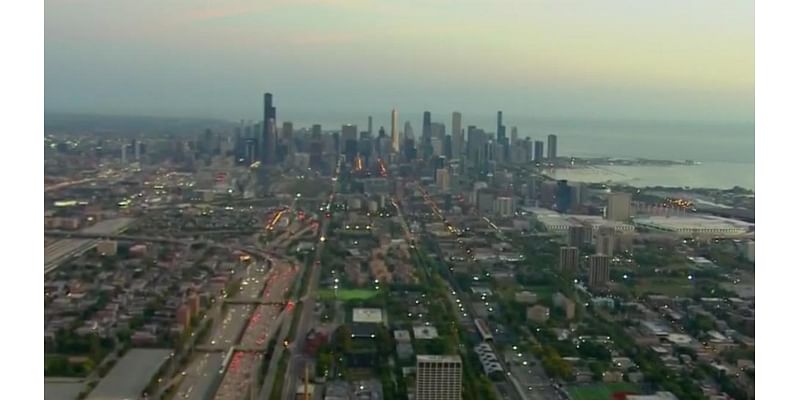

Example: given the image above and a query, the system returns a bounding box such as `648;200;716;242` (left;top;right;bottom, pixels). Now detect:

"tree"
375;326;394;357
331;325;353;354
576;341;612;362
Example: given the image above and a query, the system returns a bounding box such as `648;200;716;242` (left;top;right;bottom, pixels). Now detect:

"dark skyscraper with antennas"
262;93;277;164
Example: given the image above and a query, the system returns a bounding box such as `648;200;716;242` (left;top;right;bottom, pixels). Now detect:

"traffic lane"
174;352;226;400
261;264;297;303
239;305;281;348
238;273;268;299
214;352;263;400
204;305;253;347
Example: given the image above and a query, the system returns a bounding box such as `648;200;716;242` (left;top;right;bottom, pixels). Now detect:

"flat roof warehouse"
86;348;172;400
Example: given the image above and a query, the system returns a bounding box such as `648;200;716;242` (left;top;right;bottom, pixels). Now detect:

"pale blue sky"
45;0;753;123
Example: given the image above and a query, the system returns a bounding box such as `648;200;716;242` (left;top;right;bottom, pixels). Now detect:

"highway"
209;201;305;399
172;352;226;400
154;261;256;400
277;160;340;400
204;305;253;349
149;182;323;400
44;218;136;274
214;267;297;399
214;352;264;400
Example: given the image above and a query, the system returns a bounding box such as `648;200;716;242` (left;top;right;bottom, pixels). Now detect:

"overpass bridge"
44;218;136;275
44;231;275;263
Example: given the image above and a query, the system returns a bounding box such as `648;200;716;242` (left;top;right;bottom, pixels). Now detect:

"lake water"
545;162;754;190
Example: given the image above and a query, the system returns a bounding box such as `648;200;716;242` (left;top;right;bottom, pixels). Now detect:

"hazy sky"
45;0;753;123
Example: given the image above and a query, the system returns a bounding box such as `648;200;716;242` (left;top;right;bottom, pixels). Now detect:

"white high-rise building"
415;355;462;400
391;109;399;153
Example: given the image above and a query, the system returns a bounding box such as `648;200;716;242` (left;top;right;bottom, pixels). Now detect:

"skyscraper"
120;143;128;164
422;111;432;141
555;180;572;212
431;122;446;142
496;111;505;142
567;225;586;247
606;192;632;221
282;122;293;141
534;140;544;162
523;137;533;163
451;112;463;157
342;124;358;162
431;137;443;157
596;225;616;256
368;115;373;136
589;254;611;288
264;118;277;164
436;168;450;192
404;121;414;139
559;246;579;274
547;134;557;161
311;124;322;139
511;126;518;143
252;122;261;160
262;93;277;164
342;124;358;142
415;355;462;400
391;109;400;153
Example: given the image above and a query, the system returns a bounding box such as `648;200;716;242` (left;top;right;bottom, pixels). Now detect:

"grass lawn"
634;278;695;297
527;285;556;298
317;288;379;301
567;383;639;400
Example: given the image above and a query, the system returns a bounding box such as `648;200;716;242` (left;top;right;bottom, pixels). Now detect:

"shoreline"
541;161;754;192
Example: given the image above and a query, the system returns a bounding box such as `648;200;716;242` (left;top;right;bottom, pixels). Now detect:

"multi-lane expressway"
44;218;136;274
278;162;340;400
163;199;313;400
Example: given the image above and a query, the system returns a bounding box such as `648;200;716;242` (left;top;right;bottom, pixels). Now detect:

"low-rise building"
514;291;537;305
552;292;576;320
527;305;550;323
97;240;118;256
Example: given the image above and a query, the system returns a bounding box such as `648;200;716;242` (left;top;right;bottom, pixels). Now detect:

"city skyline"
45;0;753;123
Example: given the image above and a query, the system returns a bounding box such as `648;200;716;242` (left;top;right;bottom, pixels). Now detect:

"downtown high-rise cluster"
232;92;560;176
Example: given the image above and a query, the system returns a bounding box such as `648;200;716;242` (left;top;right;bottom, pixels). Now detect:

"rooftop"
633;215;751;235
417;354;461;364
86;348;172;400
352;308;383;324
413;326;439;340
